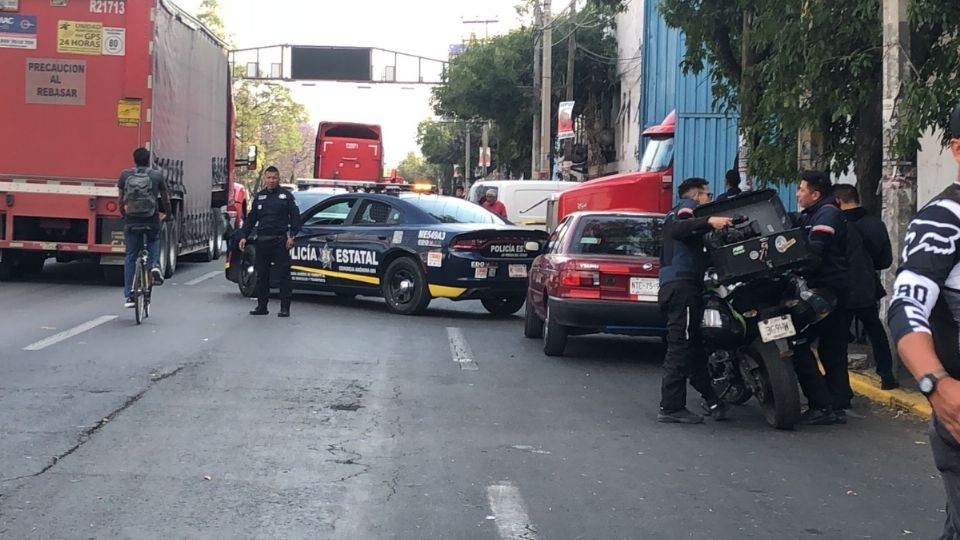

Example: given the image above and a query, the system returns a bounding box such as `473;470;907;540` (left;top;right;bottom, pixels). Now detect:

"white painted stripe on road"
183;270;221;286
486;482;538;540
23;315;118;351
446;327;478;370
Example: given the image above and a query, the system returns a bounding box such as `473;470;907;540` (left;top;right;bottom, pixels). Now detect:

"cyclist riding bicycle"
118;147;172;308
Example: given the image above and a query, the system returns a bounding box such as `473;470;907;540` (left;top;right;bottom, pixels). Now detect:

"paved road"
0;259;947;539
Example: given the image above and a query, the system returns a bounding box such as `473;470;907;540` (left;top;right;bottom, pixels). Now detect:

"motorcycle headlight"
703;308;724;328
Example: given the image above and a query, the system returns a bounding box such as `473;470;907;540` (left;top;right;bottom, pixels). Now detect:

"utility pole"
481;122;490;178
881;0;914;367
539;0;553;180
465;127;472;190
531;1;542;179
563;0;576;181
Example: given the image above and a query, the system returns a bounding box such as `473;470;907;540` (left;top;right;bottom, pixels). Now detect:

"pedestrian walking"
657;177;733;424
239;166;300;317
792;171;852;425
833;183;898;389
889;103;960;538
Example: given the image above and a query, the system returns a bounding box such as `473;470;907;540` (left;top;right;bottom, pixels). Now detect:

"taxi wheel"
481;294;525;317
523;296;544;338
382;257;431;315
542;302;568;356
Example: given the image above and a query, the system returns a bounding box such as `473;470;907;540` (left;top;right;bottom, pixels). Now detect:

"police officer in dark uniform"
239;166;301;317
658;177;734;424
792;170;851;425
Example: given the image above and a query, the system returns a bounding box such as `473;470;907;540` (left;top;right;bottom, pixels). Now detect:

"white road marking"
183;270;222;286
446;327;478;370
486;482;538;539
24;315;118;351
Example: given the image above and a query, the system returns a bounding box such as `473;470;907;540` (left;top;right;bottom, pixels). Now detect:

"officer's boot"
278;301;290;318
249;303;268;316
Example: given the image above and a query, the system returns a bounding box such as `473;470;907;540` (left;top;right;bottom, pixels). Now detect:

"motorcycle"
690;189;838;429
700;271;836;429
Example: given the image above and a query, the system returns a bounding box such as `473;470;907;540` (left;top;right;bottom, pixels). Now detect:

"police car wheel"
382;257;431;315
481;294;525;317
238;246;257;298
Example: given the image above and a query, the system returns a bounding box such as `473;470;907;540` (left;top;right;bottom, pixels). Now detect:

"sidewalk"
849;369;931;419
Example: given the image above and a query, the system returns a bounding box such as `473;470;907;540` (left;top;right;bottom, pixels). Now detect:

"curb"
849;371;931;419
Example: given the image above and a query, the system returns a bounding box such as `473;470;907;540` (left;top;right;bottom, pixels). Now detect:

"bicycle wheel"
143;263;151;319
133;261;144;325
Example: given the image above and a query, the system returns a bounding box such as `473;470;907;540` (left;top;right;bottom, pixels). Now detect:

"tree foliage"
429;1;619;178
233;68;310;186
396;152;441;184
897;1;960;157
270;123;316;181
195;0;230;44
658;0;882;194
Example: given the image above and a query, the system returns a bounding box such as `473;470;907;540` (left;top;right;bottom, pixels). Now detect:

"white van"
468;180;576;229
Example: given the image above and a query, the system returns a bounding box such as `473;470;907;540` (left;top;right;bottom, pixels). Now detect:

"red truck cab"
551;111;676;228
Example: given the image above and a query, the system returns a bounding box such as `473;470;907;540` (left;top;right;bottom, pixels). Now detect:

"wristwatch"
919;370;948;398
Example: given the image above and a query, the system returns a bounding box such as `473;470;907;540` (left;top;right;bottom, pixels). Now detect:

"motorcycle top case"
694;190;812;284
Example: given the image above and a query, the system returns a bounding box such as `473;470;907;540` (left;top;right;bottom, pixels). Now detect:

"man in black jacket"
792;171;851;424
239;166;301;317
833;184;898;389
716;170;743;201
657;177;733;424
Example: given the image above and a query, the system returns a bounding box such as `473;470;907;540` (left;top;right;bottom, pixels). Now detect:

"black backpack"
124;169;157;218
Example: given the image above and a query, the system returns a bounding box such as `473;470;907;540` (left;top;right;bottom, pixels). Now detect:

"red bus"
314;122;384;181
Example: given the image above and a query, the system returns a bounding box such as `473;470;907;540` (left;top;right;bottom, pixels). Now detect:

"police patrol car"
226;186;548;316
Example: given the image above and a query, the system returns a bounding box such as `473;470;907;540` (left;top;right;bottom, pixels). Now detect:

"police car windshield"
570;215;664;257
294;189;344;212
403;195;506;224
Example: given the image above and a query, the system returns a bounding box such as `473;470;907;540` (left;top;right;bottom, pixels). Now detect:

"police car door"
333;198;404;291
290;197;359;289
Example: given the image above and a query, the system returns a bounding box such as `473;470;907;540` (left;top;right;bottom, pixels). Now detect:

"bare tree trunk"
855;77;883;215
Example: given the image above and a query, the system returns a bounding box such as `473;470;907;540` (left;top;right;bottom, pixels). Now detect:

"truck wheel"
213;213;225;260
102;265;124;286
542;301;568;356
481;294;526;317
0;252;17;281
523;296;544;338
164;221;178;278
238;246;257;297
18;254;46;276
382;257;431;315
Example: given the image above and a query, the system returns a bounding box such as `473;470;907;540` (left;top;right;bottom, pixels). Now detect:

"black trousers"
931;416;960;539
254;237;292;308
792;308;851;410
850;305;895;380
658;280;717;412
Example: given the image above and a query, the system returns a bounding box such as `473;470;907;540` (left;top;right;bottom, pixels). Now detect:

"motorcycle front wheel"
746;342;801;430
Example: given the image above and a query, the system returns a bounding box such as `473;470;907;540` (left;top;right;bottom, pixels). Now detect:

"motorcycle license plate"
758;315;796;343
509;264;528;278
629;277;658;299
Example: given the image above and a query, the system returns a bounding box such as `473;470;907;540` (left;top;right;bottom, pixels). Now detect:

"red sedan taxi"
524;211;666;355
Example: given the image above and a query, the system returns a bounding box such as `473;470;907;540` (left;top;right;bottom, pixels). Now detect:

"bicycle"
129;226;154;324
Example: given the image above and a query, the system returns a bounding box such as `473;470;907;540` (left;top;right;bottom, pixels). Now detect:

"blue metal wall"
640;0;795;211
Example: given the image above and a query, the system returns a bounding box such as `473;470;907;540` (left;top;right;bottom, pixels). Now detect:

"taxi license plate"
629;277;658;299
758;315;796;343
509;264;528;278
